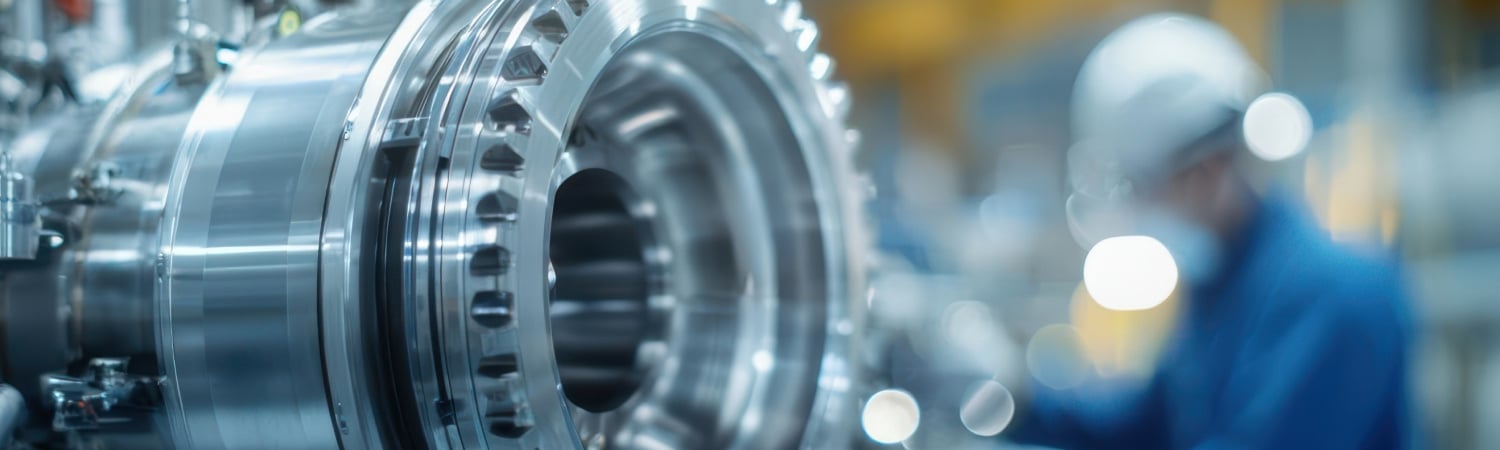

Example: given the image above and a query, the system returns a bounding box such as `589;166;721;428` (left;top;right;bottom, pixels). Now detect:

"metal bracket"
380;116;428;150
42;358;163;431
39;161;123;209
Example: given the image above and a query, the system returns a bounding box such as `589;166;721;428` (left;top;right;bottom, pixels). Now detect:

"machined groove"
477;353;520;378
532;10;569;43
483;376;535;438
480;142;526;172
475;190;519;222
471;290;515;328
488;93;532;133
487;411;534;438
501;46;548;82
381;117;428;149
564;0;589;16
471;244;512;276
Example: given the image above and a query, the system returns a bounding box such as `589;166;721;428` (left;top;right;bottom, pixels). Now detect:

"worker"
1004;13;1415;449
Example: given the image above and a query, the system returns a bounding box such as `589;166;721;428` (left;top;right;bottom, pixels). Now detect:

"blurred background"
800;0;1500;448
4;0;1498;448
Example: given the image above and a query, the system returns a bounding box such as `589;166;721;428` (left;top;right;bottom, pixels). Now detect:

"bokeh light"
959;379;1016;437
1243;92;1313;161
1083;235;1178;311
1025;324;1090;390
1069;284;1179;379
862;389;920;444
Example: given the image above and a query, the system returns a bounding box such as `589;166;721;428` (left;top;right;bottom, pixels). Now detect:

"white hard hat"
1072;13;1266;188
1066;13;1267;245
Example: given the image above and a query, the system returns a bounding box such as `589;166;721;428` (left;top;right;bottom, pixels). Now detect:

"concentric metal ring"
160;0;865;448
410;0;867;448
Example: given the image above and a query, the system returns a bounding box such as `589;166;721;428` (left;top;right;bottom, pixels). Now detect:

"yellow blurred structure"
814;0;1417;246
1069;283;1180;379
811;0;1278;157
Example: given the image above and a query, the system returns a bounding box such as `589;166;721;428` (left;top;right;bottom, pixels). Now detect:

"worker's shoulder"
1315;235;1401;296
1270;232;1408;332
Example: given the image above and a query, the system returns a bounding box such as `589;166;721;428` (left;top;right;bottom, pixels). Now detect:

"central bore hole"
548;168;654;413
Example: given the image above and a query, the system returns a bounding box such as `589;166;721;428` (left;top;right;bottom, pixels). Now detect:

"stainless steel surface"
158;7;407;447
167;0;232;86
0;0;866;448
112;0;255;56
6;0;45;44
544;25;854;449
377;1;864;448
1;46;195;448
1;108;95;436
74;54;204;366
0;154;38;259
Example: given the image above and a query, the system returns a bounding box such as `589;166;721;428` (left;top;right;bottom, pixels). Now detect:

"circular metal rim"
412;0;869;448
543;164;661;417
317;2;486;448
152;0;868;448
548;24;840;448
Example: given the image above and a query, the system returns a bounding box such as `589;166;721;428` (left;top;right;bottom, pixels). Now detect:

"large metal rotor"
0;0;867;449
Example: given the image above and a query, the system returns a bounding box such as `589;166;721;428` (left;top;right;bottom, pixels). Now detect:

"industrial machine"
0;0;867;448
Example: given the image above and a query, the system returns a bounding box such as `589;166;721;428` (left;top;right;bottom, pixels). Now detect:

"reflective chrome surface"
401;1;864;447
3;47;199;448
0;1;865;448
549;29;848;449
157;7;409;448
0;154;38;260
76;51;204;366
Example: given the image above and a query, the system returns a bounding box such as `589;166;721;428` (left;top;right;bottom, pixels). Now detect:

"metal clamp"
69;161;123;206
172;0;221;85
42;358;160;431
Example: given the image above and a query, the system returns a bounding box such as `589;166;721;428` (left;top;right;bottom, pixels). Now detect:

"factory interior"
2;0;1498;448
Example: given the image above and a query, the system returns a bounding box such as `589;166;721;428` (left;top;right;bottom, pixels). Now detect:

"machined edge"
153;0;867;448
424;0;869;449
317;2;452;449
155;7;412;449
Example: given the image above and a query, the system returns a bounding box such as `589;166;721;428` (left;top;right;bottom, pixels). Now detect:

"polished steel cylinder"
0;155;37;259
1;1;866;448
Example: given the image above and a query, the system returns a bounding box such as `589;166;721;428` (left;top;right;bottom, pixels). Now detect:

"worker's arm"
1193;284;1407;449
1006;369;1170;449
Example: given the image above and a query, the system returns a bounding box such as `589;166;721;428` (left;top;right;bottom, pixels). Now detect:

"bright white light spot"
862;389;920;444
835;319;854;336
751;350;772;372
959;380;1015;436
1243;92;1313;161
1083;235;1178;311
216;48;240;66
810;53;834;79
